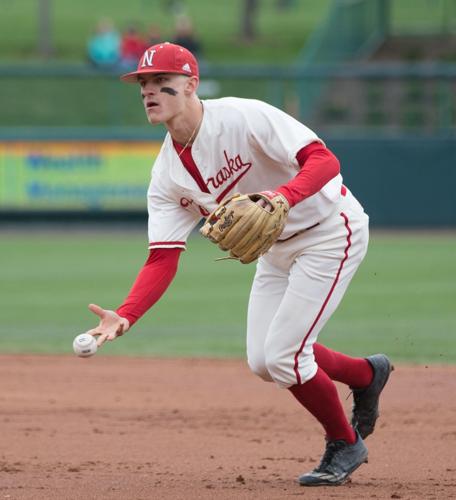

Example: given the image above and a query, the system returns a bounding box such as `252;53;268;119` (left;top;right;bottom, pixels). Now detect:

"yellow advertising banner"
0;141;161;210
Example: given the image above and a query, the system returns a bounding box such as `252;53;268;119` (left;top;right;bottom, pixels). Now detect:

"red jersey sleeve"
276;142;340;207
116;248;183;327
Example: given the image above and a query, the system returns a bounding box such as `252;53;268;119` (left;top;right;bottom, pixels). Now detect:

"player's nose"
141;87;157;100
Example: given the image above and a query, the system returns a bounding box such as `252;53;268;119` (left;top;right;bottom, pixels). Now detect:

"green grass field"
1;230;454;363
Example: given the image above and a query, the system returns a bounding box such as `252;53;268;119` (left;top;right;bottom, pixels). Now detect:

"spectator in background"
172;15;203;58
87;18;120;68
120;25;147;69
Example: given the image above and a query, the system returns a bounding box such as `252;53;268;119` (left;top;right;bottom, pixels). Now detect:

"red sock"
289;367;356;444
313;343;373;389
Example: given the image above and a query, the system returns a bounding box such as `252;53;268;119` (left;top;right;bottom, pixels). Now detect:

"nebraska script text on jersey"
206;150;252;190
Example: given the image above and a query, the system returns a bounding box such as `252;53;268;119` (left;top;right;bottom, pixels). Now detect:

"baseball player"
86;42;393;486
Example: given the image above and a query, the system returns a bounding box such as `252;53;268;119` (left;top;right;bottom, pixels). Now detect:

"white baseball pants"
246;190;369;388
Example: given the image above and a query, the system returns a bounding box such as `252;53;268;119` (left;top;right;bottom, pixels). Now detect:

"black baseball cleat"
351;354;394;439
298;431;368;486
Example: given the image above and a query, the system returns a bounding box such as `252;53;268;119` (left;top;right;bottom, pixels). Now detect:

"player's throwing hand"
86;303;130;347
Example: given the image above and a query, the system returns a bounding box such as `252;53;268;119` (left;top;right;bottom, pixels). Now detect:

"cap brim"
120;72;141;83
120;69;159;83
120;68;196;83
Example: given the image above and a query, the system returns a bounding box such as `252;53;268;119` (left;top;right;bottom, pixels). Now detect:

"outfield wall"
328;136;455;227
0;137;454;227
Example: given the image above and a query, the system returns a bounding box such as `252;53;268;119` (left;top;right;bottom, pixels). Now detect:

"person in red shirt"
120;25;147;69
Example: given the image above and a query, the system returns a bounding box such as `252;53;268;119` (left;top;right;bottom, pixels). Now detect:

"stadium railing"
0;62;454;138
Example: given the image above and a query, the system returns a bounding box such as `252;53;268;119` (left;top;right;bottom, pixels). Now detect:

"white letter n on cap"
141;49;156;68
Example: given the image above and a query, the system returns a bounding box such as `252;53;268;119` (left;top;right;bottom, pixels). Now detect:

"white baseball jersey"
147;97;343;250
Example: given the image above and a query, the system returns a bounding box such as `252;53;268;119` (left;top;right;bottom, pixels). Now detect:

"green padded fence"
328;136;456;227
0;134;454;227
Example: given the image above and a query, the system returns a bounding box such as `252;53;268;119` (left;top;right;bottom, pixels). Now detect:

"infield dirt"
1;355;455;499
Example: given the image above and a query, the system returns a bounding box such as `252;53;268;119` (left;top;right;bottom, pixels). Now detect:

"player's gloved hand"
200;190;289;264
85;303;130;347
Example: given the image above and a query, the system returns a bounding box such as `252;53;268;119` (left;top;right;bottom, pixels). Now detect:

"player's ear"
184;75;199;95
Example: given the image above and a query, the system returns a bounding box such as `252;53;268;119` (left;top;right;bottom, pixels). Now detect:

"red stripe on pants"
293;212;352;385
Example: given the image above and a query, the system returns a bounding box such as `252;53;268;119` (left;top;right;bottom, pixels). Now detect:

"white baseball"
73;333;98;358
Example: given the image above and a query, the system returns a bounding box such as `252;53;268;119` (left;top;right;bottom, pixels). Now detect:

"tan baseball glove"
200;191;289;264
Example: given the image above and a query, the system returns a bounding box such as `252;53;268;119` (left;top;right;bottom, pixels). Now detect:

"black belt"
277;222;320;243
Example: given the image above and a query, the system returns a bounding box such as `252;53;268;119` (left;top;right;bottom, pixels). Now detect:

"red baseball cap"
120;42;199;82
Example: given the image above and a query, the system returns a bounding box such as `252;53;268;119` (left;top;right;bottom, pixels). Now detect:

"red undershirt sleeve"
116;247;183;327
276;141;340;207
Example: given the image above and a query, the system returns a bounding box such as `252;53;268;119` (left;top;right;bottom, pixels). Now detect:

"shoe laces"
315;439;347;472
